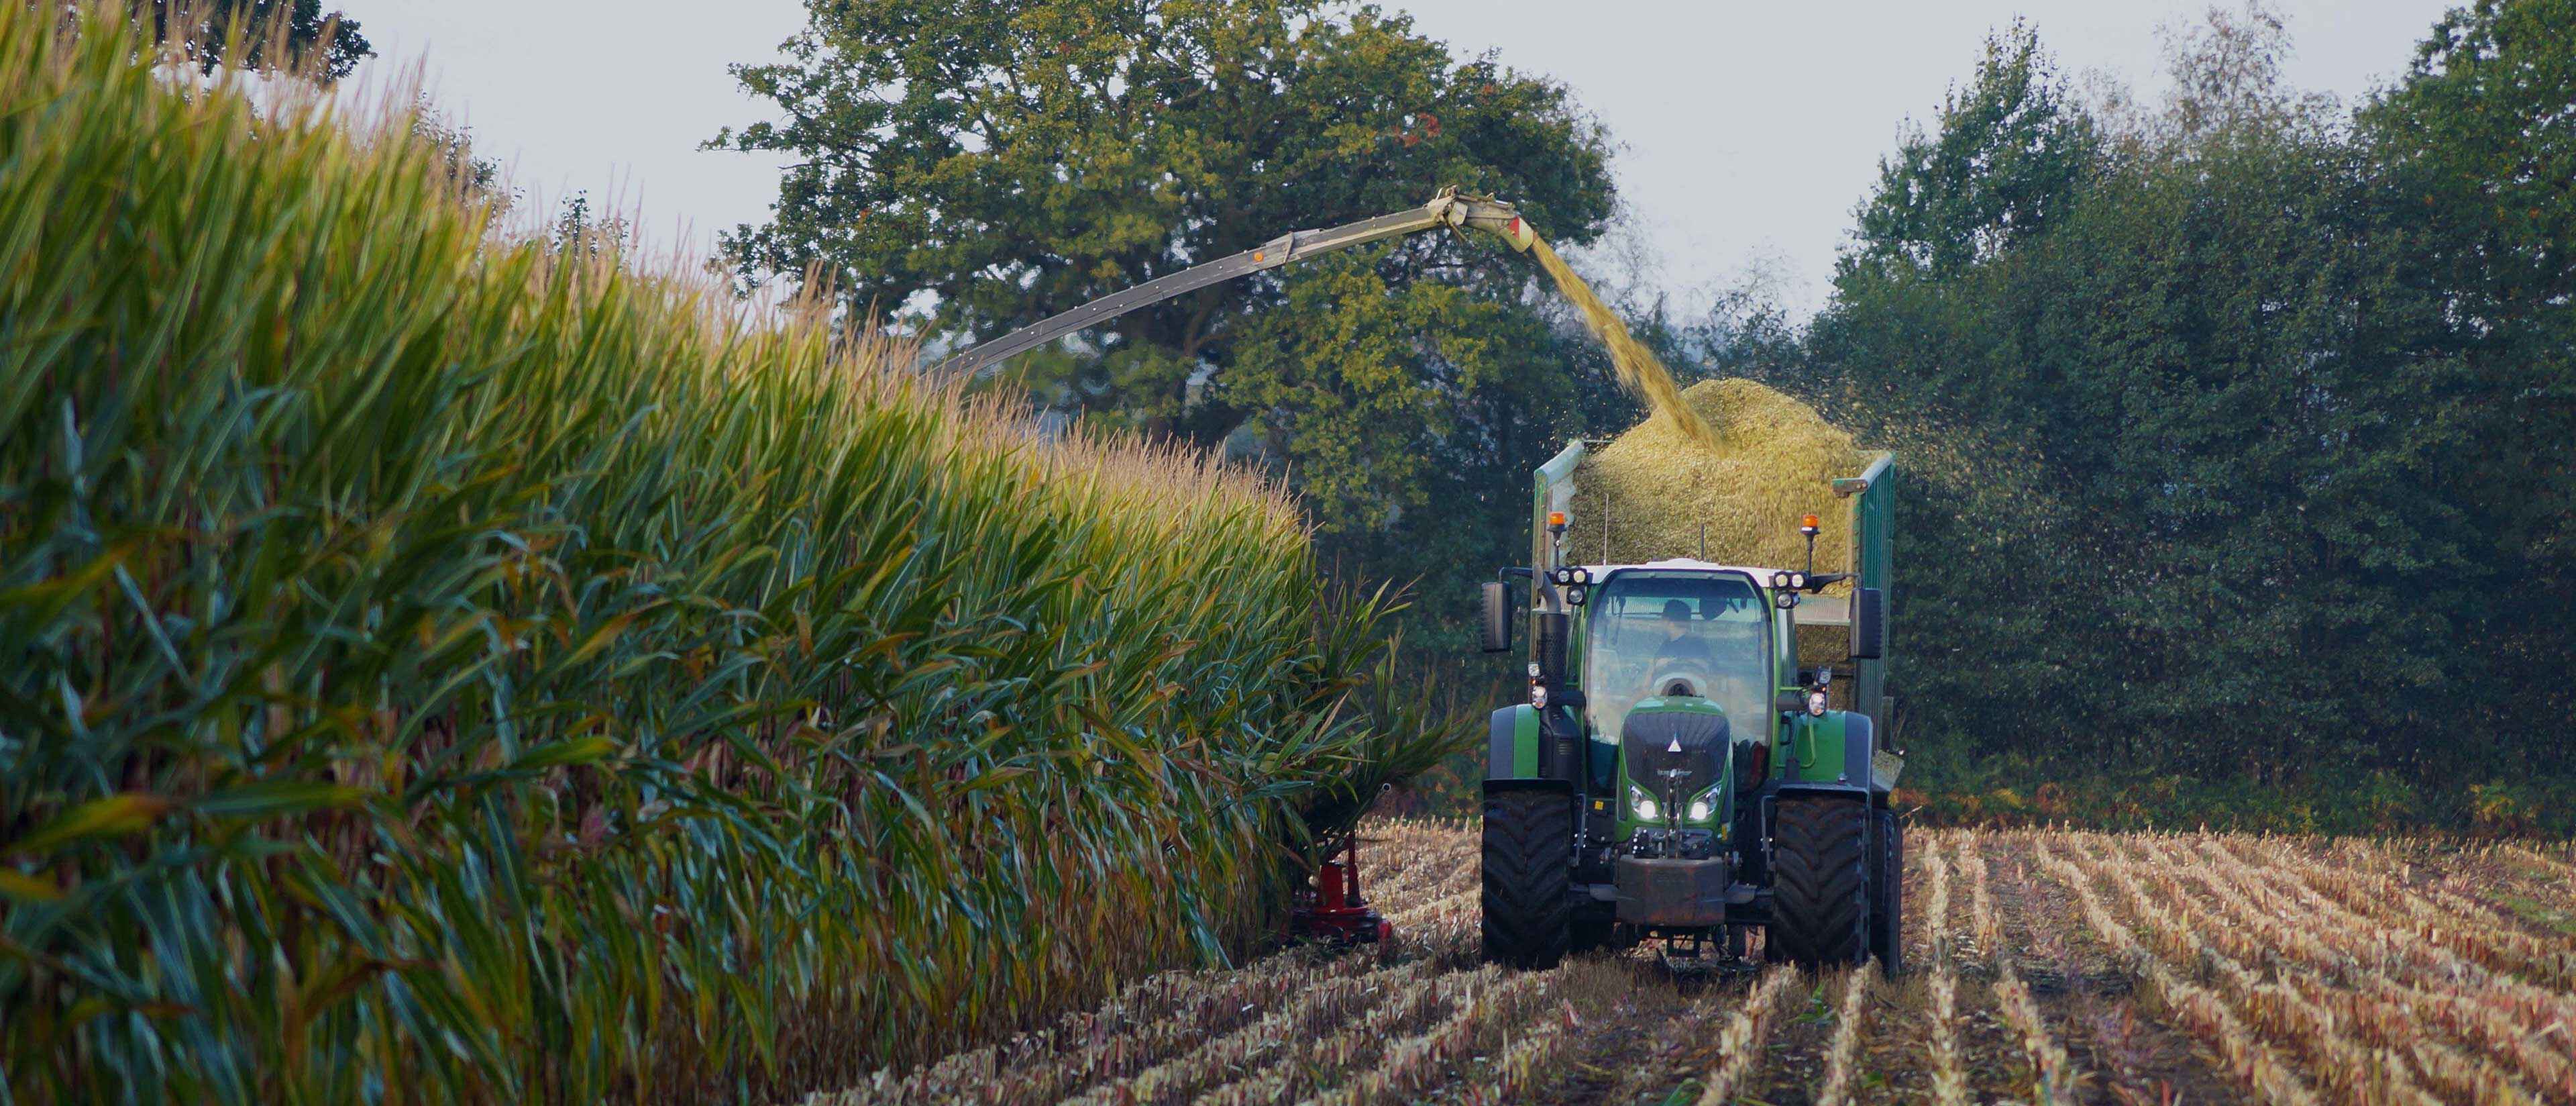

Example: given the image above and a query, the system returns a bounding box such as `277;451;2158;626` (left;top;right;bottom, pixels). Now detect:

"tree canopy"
1843;21;2098;282
1791;0;2576;828
146;0;372;82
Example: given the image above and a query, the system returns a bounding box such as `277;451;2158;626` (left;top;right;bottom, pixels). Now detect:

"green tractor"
1477;444;1902;972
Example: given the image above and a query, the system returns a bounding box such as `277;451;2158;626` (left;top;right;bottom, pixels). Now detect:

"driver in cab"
1651;599;1715;675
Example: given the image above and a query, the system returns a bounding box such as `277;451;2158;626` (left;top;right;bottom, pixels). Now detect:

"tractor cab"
1574;565;1773;856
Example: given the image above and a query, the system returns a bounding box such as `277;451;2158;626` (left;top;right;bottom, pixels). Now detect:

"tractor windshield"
1582;572;1769;744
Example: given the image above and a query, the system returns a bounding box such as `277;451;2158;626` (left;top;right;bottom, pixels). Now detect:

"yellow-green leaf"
6;793;175;856
0;868;61;902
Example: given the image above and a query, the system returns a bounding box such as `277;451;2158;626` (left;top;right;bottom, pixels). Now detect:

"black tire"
1770;794;1868;967
1870;807;1904;978
1482;788;1573;968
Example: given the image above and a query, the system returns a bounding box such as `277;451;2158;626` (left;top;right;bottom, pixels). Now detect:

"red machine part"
1289;838;1392;944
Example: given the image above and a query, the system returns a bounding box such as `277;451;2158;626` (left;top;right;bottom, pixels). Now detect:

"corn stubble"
0;9;1453;1102
840;821;2576;1105
1921;837;1972;1106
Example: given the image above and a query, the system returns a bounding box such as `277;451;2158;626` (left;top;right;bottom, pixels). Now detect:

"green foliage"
142;0;372;81
0;10;1457;1101
409;99;511;214
1844;21;2099;281
1904;755;2576;838
1223;246;1533;534
1795;0;2576;821
2357;0;2576;743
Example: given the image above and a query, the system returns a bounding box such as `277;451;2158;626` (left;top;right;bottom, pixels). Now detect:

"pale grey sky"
357;0;2455;317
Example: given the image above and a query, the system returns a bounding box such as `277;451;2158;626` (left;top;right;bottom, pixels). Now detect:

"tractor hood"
1621;697;1729;795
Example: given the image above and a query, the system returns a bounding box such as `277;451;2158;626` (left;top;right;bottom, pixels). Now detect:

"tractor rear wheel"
1870;807;1904;977
1770;794;1868;967
1482;787;1573;968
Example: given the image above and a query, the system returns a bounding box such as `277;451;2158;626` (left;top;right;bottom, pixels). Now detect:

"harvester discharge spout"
931;187;1538;379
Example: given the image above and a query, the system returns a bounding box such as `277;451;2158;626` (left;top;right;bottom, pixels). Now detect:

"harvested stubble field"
820;821;2576;1106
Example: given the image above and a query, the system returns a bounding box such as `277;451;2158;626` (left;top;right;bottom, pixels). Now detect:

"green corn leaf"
192;781;368;819
507;736;620;772
5;793;176;857
0;867;62;902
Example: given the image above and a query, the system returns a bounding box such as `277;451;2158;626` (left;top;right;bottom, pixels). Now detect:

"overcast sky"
355;0;2456;319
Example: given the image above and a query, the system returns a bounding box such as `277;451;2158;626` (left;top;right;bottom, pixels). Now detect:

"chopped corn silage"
1528;235;1713;446
1564;378;1880;576
1562;379;1882;673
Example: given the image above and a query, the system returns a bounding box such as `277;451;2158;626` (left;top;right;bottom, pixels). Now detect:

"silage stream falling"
1526;234;1715;446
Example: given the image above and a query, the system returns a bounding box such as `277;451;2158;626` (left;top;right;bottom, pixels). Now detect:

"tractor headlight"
1685;784;1721;823
1627;783;1659;821
1770;570;1792;589
1570;567;1591;585
1788;571;1807;590
1566;585;1587;606
1806;689;1829;716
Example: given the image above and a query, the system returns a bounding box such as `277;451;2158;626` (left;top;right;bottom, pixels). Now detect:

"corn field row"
818;820;2576;1105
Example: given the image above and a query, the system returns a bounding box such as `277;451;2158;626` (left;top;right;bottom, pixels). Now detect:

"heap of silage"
1563;378;1880;578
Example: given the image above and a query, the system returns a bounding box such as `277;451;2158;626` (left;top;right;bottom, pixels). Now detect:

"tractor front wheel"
1770;794;1868;968
1482;787;1573;968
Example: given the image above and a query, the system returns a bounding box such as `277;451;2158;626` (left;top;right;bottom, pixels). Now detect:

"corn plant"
0;8;1459;1102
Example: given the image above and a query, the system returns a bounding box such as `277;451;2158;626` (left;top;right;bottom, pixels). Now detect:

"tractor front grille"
1621;708;1729;798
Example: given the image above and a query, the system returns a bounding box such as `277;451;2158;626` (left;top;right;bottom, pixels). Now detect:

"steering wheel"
1648;663;1714;699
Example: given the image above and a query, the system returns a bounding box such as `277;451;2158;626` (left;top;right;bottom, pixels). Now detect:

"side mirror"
1479;581;1515;654
1848;587;1886;660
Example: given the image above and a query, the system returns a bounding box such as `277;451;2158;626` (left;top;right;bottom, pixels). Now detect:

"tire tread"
1481;789;1572;968
1871;807;1904;977
1771;795;1867;967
